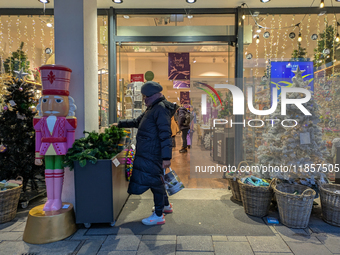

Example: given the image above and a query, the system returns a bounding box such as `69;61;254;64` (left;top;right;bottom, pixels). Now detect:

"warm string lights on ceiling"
240;0;340;46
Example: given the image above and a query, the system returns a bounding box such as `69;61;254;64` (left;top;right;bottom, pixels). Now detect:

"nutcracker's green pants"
45;155;64;169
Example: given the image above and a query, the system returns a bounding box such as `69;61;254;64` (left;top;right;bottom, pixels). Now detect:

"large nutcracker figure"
34;65;77;211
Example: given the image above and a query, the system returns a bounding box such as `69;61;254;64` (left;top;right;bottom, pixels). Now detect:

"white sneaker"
142;212;165;225
152;203;173;213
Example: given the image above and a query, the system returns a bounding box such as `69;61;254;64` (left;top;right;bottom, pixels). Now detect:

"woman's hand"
162;160;171;169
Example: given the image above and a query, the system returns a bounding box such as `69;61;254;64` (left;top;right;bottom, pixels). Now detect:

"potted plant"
64;125;130;228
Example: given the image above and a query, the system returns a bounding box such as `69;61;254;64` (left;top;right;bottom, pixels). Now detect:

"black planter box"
74;149;129;226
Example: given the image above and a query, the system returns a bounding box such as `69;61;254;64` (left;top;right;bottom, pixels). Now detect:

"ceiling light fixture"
46;23;53;27
113;0;123;3
256;35;260;44
260;0;271;3
257;29;262;33
320;0;325;8
193;58;196;63
187;15;194;19
186;0;196;3
298;32;302;42
123;15;130;19
241;3;246;20
38;0;50;3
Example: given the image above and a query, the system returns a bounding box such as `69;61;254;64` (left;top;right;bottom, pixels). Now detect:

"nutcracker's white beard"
36;96;77;117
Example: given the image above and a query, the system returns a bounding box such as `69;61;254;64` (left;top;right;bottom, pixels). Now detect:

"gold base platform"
23;202;77;244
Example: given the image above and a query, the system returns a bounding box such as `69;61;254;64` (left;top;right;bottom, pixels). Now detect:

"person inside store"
178;105;191;153
114;81;177;225
171;104;180;147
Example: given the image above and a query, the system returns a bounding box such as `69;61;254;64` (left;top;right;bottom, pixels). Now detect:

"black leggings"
151;186;170;217
181;129;189;148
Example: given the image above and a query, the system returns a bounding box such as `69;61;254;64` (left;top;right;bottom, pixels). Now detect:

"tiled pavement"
1;192;340;254
2;215;340;254
2;226;340;255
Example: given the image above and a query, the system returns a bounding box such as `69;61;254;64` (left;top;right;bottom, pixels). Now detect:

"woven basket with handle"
227;161;249;202
320;183;340;227
274;180;315;228
238;178;274;217
0;184;22;224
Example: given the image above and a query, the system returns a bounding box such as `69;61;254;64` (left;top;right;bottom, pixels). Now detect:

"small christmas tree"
313;25;339;68
0;72;43;191
291;42;307;61
4;42;31;76
257;66;329;187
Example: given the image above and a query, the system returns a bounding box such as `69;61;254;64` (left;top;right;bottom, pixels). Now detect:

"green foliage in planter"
64;125;125;170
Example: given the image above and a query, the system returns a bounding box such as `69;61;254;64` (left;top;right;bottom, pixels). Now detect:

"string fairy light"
41;18;46;65
7;17;12;73
32;18;36;68
269;15;275;63
24;17;29;58
291;15;296;53
49;15;54;62
0;16;3;57
281;20;288;61
306;14;311;49
16;17;21;65
275;15;282;61
263;15;269;67
103;16;108;68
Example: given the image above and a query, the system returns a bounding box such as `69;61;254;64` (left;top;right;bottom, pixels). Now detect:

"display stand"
23;202;77;244
125;82;144;141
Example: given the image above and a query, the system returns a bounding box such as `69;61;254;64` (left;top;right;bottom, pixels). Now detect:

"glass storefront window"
98;15;109;129
242;13;340;181
0;14;108;129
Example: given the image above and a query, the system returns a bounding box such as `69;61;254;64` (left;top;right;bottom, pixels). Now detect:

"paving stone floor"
1;190;340;255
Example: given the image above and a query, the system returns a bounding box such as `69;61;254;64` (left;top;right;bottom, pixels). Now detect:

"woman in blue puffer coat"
118;81;177;225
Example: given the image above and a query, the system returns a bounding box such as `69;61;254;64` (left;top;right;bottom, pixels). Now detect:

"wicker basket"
228;178;242;202
320;183;340;227
274;182;315;228
238;179;273;217
227;161;249;202
0;185;22;224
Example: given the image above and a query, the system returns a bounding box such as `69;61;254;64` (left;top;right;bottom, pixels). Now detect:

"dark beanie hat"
141;81;163;97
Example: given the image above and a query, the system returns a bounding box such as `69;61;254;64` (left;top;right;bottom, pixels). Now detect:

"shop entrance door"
117;43;235;189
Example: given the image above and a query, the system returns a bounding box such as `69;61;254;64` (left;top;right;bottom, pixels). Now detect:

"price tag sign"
112;158;120;167
62;204;70;209
131;144;136;150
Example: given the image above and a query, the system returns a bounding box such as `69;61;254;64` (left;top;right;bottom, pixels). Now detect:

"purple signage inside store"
168;53;190;80
173;80;190;89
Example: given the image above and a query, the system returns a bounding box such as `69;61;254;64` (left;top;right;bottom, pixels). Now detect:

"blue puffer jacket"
118;96;176;195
